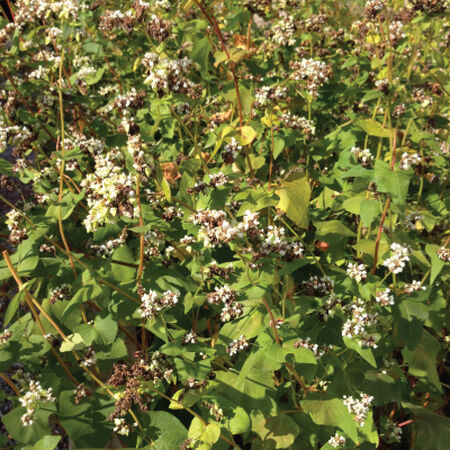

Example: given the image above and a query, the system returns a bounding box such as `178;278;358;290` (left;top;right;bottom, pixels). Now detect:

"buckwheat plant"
0;0;448;448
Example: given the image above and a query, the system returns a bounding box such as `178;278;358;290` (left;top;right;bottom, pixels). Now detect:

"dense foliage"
0;0;449;448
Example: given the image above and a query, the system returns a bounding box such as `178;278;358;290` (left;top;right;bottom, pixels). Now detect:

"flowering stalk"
57;48;77;277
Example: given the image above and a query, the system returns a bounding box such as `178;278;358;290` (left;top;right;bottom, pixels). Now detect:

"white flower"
328;432;346;448
347;263;367;283
343;393;373;427
375;288;394;307
404;280;426;294
383;243;409;274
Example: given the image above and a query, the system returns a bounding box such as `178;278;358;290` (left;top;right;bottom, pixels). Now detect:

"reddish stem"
6;0;15;22
398;419;414;428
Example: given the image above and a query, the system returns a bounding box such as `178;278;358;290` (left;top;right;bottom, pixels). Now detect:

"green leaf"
402;330;442;392
273;137;285;160
343;336;377;367
228;406;251;435
360;199;380;227
2;405;56;444
300;397;359;443
360;90;384;103
4;288;25;325
425;244;445;285
85;67;105;85
143;411;188;450
373;160;411;207
111;245;136;282
0;158;13;175
402;403;450;450
393;301;427;350
94;314;118;345
276;173;310;229
22;435;61;450
45;192;84;221
240;126;257;146
188;418;220;449
357;119;394;138
253;414;300;449
60;333;87;352
191;37;211;73
278;257;313;275
315;220;356;239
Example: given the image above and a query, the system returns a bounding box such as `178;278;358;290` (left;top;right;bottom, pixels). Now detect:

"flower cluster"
254;86;288;108
80;148;137;232
303;275;333;297
343;393;374;427
49;284;71;304
0;329;12;345
437;246;449;261
351;146;373;166
80;348;97;368
108;352;172;419
404;280;426;294
226;336;249;356
347;262;368;283
18;379;55;427
280;113;316;136
189;209;242;248
342;299;379;348
138;289;179;320
294;337;329;359
383;243;410;274
5;209;28;245
143;53;199;97
290;58;332;98
375;288;394;307
328;432;347;448
207;286;243;322
202;402;224;422
400;152;422;170
113;417;136;436
223;137;242;164
256;225;304;261
90;228;128;257
383;418;402;443
183;330;198;345
270;15;296;47
203;260;234;280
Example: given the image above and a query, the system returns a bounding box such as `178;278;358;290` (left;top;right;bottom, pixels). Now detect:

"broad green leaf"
343;336;377;367
402;330;442;392
316;220;356;239
188;418;220;449
94;314;118;345
228;406;251;435
60;333;86;352
240;126;257;145
300;397;358;443
360;199;380;227
425;244;445;285
357;119;394;138
111;245;136;282
2;405;56;444
276;173;310;229
22;435;61;450
191;37;211;73
402;403;450;450
253;414;300;449
373;160;411;207
144;411;188;450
